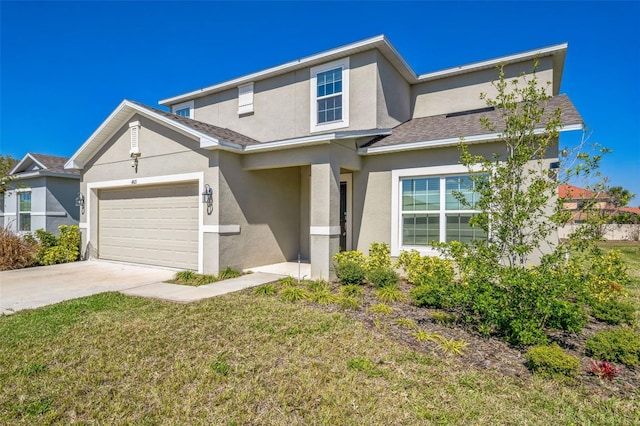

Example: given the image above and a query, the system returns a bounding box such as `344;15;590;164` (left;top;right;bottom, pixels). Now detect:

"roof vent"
446;106;495;118
129;121;141;155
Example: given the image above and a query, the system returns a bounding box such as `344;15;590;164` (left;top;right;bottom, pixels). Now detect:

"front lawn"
1;290;638;424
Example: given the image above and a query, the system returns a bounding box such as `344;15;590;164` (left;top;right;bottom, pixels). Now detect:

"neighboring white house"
65;35;583;278
2;153;80;234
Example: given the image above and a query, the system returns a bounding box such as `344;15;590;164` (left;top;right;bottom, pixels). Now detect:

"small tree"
607;186;635;208
454;60;607;267
0;154;17;194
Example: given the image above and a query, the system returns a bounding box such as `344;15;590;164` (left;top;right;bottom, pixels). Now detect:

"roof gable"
11;153;79;177
65;100;259;170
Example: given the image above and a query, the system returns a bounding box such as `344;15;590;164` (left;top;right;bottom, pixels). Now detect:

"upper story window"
310;58;349;133
18;191;31;232
238;82;254;115
172;100;194;119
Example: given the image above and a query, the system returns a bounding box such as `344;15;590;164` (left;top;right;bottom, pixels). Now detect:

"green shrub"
305;279;329;292
277;276;298;287
586;250;631;302
0;227;38;270
36;225;80;265
332;250;366;268
279;286;309;303
218;266;241;280
195;274;218;285
375;284;406;303
367;242;391;271
253;284;276;296
340;284;363;297
590;298;637;325
525;344;580;379
366;267;398;288
395;249;454;286
585;328;640;366
337;295;360;310
310;289;338;305
335;260;365;285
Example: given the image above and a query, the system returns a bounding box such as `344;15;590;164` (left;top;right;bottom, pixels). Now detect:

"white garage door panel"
98;183;199;270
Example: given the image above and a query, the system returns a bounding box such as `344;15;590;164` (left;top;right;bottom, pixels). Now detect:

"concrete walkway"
120;272;284;303
0;261;284;315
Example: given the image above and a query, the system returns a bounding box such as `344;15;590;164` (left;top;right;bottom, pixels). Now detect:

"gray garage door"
98;183;199;270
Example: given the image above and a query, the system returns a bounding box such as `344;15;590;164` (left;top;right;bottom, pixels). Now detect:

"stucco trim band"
310;226;341;236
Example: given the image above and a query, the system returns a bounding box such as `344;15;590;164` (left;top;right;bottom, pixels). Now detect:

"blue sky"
1;1;639;203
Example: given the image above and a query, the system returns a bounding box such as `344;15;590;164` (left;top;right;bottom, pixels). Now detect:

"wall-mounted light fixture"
75;192;85;208
201;184;213;205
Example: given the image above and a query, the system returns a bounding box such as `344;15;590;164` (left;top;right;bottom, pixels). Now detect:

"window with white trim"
18;191;31;232
310;58;349;132
172;100;194;118
401;175;485;246
391;165;487;256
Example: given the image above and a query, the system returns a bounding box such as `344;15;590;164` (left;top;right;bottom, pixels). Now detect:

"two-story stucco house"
65;35;583;278
2;153;80;234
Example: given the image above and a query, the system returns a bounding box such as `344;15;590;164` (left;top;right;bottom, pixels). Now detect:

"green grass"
1;292;639;424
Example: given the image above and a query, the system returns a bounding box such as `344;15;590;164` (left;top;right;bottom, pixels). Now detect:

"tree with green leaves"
454;60;607;267
0;154;18;194
607;186;635;208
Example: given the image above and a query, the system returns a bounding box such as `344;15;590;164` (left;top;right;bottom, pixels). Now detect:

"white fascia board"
11;171;80;180
417;43;568;82
242;129;392;153
360;122;583;155
159;35;410;106
199;137;243;152
65;99;130;170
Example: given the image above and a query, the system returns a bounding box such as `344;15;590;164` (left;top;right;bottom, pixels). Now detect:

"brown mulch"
304;280;639;397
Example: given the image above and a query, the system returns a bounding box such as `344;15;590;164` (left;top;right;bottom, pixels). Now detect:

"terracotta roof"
365;94;582;148
618;206;640;215
559;184;609;200
130;101;260;147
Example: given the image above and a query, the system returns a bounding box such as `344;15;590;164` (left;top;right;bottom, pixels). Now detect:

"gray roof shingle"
16;154;79;176
130;101;260;147
365;94;583;148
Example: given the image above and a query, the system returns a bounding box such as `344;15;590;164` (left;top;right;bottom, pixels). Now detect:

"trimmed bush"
36;225;81;265
335;260;365;285
525;344;580;379
590;298;637;326
395;249;454;286
367;242;391;271
366;267;398;288
585;328;640;367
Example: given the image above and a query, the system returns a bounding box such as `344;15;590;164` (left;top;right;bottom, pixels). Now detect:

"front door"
340;181;347;251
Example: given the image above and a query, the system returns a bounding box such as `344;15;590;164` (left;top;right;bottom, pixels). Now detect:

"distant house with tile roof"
559;183;640;223
64;35;584;277
1;153;80;234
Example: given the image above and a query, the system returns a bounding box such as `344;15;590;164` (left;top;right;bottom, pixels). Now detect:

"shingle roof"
130;101;260;147
365;94;582;148
13;153;79;176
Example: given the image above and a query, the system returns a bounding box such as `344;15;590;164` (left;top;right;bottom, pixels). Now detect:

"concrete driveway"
0;260;175;315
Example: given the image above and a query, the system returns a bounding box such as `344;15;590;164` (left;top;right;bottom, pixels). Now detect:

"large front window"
18;191;31;232
400;175;485;247
310;58;349;132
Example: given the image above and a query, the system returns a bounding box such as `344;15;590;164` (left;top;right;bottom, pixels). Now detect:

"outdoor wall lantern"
201;184;213;205
75;192;85;208
75;192;85;213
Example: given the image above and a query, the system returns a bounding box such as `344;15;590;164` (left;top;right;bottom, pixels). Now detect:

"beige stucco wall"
411;56;554;118
217;151;304;270
376;51;411;128
191;50;388;142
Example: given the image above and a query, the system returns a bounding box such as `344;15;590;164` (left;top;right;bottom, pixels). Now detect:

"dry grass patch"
1;292;638;424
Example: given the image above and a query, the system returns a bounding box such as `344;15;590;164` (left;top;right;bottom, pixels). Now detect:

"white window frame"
310;57;349;133
17;189;32;233
172;100;194;119
238;82;254;115
391;164;484;257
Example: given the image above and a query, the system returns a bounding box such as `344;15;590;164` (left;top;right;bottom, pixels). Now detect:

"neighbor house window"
391;165;486;256
18;191;31;232
172;100;194;118
310;58;349;132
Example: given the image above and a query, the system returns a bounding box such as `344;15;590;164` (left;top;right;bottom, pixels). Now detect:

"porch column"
310;162;341;279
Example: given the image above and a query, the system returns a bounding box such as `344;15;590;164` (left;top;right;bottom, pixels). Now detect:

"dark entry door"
340;181;347;251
